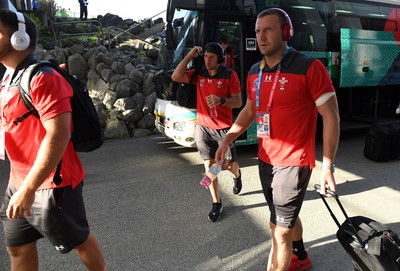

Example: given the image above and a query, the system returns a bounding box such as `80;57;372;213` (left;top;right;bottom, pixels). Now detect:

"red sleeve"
29;69;73;122
184;69;196;83
306;59;335;101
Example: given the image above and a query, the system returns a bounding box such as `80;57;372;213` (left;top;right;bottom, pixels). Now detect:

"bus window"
335;1;397;31
280;0;334;52
217;21;241;73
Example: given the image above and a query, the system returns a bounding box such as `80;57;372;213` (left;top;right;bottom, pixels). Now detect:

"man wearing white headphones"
216;8;340;271
0;9;106;271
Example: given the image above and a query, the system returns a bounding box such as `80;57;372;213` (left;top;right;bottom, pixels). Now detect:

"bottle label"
207;164;221;178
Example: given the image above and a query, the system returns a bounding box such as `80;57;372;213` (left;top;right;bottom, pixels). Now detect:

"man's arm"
317;95;340;193
206;92;242;109
6;113;71;219
215;99;255;162
171;46;202;84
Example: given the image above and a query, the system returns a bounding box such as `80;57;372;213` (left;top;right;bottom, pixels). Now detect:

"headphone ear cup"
11;30;30;51
11;12;30;51
282;17;294;41
282;24;289;41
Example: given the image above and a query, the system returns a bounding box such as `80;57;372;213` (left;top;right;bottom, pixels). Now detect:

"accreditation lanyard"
256;66;280;112
255;47;289;112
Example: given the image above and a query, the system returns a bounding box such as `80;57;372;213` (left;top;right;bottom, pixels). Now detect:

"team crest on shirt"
279;77;288;91
217;80;223;88
199;78;205;87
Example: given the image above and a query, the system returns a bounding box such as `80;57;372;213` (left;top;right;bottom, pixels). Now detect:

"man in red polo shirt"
0;9;106;270
172;42;243;222
216;8;340;271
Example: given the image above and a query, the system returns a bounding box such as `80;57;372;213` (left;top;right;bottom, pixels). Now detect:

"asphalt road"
0;130;399;270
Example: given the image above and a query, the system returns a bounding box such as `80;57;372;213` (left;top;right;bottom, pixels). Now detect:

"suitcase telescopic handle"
314;184;365;248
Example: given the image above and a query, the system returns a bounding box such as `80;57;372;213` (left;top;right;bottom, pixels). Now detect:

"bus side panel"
340;28;400;88
302;51;333;76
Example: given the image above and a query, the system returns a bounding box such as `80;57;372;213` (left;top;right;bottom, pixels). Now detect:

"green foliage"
137;51;147;57
55;6;69;18
24;13;43;31
61;36;99;48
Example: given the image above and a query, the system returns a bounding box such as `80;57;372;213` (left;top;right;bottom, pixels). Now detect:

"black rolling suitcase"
314;184;400;271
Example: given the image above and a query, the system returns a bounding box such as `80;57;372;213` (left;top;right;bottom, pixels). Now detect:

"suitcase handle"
314;184;365;248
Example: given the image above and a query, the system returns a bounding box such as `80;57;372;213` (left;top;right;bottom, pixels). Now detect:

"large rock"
100;13;125;28
68;53;88;79
104;120;130;139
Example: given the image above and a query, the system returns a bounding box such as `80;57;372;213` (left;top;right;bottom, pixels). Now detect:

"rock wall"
36;42;159;139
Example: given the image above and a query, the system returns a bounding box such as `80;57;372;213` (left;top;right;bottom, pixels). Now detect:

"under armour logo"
55;245;66;251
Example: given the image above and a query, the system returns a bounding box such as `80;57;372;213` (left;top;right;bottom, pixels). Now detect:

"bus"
154;0;400;148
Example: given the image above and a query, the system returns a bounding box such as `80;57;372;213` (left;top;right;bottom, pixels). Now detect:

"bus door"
203;16;261;144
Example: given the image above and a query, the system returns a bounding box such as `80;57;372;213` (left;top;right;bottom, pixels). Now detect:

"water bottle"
200;163;221;189
210;106;218;118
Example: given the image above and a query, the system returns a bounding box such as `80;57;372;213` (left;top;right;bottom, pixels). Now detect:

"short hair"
0;9;38;50
257;8;287;29
257;8;294;41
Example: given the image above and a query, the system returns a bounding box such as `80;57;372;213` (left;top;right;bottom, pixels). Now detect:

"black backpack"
16;60;104;153
175;57;203;109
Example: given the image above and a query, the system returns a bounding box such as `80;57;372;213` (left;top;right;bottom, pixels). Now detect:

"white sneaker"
396;108;400;114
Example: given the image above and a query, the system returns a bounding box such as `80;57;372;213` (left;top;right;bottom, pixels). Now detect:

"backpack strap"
14;61;52;125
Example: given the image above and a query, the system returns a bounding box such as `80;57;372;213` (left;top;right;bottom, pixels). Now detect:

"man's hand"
6;185;34;219
206;94;220;108
215;142;230;165
190;46;203;58
319;169;336;195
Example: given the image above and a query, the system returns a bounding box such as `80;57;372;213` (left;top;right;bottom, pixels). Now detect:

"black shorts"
195;124;236;161
0;183;89;254
258;159;312;228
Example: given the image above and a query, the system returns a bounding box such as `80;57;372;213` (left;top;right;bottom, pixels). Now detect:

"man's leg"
224;161;240;178
204;159;223;222
204;160;220;204
225;161;242;194
292;217;303;241
7;241;39;271
288;217;312;271
74;233;107;271
267;222;293;271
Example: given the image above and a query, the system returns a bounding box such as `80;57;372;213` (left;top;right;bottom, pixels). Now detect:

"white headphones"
10;12;30;51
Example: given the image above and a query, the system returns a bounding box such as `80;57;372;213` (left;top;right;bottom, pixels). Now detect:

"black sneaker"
208;200;223;222
233;170;242;195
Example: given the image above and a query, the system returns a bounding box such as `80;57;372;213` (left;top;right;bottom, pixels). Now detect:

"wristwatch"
220;97;226;105
322;163;335;173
